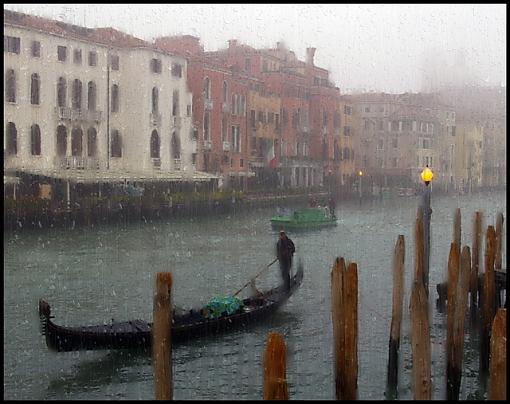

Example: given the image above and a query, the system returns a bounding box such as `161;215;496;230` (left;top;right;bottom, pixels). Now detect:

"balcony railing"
204;99;213;110
53;156;101;170
222;141;231;151
150;112;162;126
152;158;161;169
203;140;212;150
55;107;102;122
174;158;181;170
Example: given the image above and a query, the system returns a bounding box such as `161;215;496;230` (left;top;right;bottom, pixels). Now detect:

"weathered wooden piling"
386;235;405;399
331;257;358;400
489;308;507;400
415;208;425;289
470;211;482;320
152;272;173;400
495;213;504;270
453;208;461;254
410;279;431;400
263;332;288;400
480;225;496;376
447;245;471;400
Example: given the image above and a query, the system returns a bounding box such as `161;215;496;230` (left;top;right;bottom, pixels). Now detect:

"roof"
17;168;219;184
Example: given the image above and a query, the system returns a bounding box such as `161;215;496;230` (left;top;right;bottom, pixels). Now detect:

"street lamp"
420;165;433;296
358;170;363;205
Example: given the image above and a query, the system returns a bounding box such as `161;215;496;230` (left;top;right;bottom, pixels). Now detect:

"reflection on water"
4;190;506;399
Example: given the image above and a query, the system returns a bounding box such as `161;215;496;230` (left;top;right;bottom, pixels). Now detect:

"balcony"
53;156;101;170
203;140;212;150
174;158;181;170
55;107;102;122
152;158;161;169
150;112;162;126
222;141;231;151
172;116;182;127
204;99;213;110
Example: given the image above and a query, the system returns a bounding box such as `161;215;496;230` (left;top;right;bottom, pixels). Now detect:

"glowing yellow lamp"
358;170;363;176
421;166;433;185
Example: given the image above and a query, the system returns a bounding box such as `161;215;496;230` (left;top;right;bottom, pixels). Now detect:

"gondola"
39;263;303;352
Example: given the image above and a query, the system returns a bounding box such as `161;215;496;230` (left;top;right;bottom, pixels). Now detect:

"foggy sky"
5;3;506;93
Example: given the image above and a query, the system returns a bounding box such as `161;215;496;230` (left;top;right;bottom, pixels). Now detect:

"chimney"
306;47;316;66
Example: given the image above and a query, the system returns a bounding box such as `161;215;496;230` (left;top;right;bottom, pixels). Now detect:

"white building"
4;9;216;188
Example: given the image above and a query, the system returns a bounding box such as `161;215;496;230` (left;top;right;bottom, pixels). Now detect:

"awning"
4;175;20;185
17;168;219;184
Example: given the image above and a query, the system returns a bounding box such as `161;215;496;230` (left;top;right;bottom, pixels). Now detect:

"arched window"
111;84;119;112
56;125;67;156
6;122;17;155
222;81;228;102
30;73;40;105
57;77;67;107
31;124;41;155
111;130;122;157
72;79;82;110
203;111;210;140
71;127;83;156
152;87;159;113
171;131;181;159
150;130;160;158
343;147;350;160
87;81;96;111
203;77;210;99
87;127;97;157
172;90;179;116
6;69;16;103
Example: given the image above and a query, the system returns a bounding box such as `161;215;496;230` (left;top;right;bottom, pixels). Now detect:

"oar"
233;258;278;297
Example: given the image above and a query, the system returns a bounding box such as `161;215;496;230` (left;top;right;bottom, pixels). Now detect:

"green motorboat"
270;207;337;230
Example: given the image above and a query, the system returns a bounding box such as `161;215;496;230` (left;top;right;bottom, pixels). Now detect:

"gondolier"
276;230;295;292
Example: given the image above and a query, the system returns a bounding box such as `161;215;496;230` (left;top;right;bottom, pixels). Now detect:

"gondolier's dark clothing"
276;235;295;291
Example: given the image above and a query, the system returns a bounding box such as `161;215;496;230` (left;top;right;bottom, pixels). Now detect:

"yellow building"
452;121;484;192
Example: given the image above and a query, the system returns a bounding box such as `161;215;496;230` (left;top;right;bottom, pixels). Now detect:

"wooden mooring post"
386;235;405;399
495;213;504;270
331;257;358;400
480;225;496;377
446;245;471;400
489;308;507;400
470;211;482;322
152;272;173;400
263;332;288;400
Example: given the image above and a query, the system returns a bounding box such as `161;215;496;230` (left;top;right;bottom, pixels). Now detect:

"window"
222;117;227;141
57;77;67;107
71;127;83;156
171;132;181;159
392;138;398;148
88;51;97;66
365;106;370;113
172;90;179;116
222;81;228;102
87;128;97;157
110;130;122;157
258;111;264;123
31;41;41;57
73;49;82;64
87;81;96;111
4;36;20;54
334;112;341;128
152;87;159;113
6;122;17;155
111;84;119;112
57;45;67;62
203;77;211;99
72;79;82;110
344;105;352;115
30;73;40;105
150;130;160;158
231;125;241;152
251;110;256;128
377;138;384;150
203;111;210;140
186;104;191;117
31;125;41;156
110;54;119;70
392;157;397;168
344;126;351;136
6;69;16;103
56;125;67;156
171;63;182;77
151;58;162;73
378;120;384;130
245;58;251;72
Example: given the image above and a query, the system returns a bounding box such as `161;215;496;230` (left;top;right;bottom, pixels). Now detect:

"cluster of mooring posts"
150;168;506;400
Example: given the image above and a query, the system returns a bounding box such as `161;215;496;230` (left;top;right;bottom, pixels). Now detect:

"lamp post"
420;165;433;296
358;170;363;205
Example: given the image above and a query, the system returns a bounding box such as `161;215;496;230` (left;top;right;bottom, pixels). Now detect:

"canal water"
4;190;506;400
